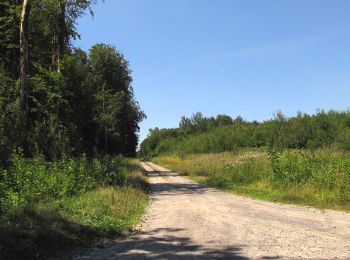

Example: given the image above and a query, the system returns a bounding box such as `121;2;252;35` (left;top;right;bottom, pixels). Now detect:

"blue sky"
74;0;350;143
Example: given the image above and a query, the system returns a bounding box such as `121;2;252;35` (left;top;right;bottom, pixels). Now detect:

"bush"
223;158;270;184
0;66;20;167
269;150;314;186
204;157;271;189
140;110;350;158
269;149;350;201
0;152;130;214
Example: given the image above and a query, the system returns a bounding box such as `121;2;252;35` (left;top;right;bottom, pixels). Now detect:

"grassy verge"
153;149;350;212
0;158;149;259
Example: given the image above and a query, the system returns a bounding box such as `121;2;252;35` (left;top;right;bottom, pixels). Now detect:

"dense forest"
140;110;350;157
0;0;145;166
0;1;147;258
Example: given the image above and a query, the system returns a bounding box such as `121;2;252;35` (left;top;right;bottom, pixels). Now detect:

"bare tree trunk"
19;0;31;120
57;2;66;71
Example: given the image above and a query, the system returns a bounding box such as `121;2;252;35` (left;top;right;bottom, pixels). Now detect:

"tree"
19;0;31;120
0;0;146;162
32;0;99;69
0;1;21;78
60;48;95;155
89;44;145;155
0;66;19;166
216;114;233;126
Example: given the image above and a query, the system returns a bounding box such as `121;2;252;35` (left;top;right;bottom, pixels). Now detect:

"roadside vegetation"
0;1;147;259
141;111;350;211
0;155;148;259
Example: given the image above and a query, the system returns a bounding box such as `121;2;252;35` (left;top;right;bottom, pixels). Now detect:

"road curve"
75;162;350;259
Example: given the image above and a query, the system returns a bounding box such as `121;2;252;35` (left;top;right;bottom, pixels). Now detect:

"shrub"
0;152;130;214
140;110;350;158
269;149;350;202
223;158;270;184
269;150;313;186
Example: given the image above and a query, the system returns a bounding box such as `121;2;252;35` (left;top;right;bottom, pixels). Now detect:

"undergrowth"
0;154;149;259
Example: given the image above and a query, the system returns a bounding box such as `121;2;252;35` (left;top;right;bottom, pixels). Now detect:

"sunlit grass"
153;149;350;211
50;186;148;233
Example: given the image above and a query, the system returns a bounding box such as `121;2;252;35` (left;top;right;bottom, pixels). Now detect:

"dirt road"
75;162;350;259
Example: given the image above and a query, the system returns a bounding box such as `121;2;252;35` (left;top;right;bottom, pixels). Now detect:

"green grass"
0;183;148;259
153;149;350;212
0;157;149;259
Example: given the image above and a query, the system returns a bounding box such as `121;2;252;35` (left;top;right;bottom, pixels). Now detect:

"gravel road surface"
75;162;350;259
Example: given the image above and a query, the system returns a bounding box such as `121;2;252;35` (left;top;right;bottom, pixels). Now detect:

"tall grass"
153;149;350;211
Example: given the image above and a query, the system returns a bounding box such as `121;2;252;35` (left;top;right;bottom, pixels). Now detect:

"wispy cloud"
171;30;346;69
200;30;346;62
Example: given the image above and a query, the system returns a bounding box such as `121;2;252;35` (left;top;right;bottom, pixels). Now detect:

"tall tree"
0;0;146;163
19;0;31;119
57;1;66;67
89;44;145;155
34;0;99;69
0;1;21;78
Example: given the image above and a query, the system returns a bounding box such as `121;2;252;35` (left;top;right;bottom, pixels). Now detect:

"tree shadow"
75;227;249;259
144;170;178;177
144;170;220;197
73;172;249;259
150;182;212;196
0;207;121;260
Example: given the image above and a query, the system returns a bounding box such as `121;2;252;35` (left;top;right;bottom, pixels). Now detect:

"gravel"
74;163;350;259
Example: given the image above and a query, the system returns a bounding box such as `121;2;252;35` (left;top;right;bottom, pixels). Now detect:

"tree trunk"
19;0;31;119
57;2;66;71
103;83;108;154
104;126;108;154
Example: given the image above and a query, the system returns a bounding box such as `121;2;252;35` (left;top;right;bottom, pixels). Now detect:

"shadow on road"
81;227;249;259
151;181;212;196
144;170;218;196
144;170;178;177
74;169;287;259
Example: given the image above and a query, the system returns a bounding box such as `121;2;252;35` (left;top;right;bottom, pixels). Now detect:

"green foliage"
0;2;148;258
154;150;350;210
269;149;313;185
205;158;270;189
0;45;144;165
58;186;147;233
269;149;350;202
0;153;149;258
0;67;21;166
0;2;145;166
0;1;20;76
0;186;148;259
140;110;350;158
0;152;130;214
223;158;270;184
336;126;350;151
89;44;145;156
